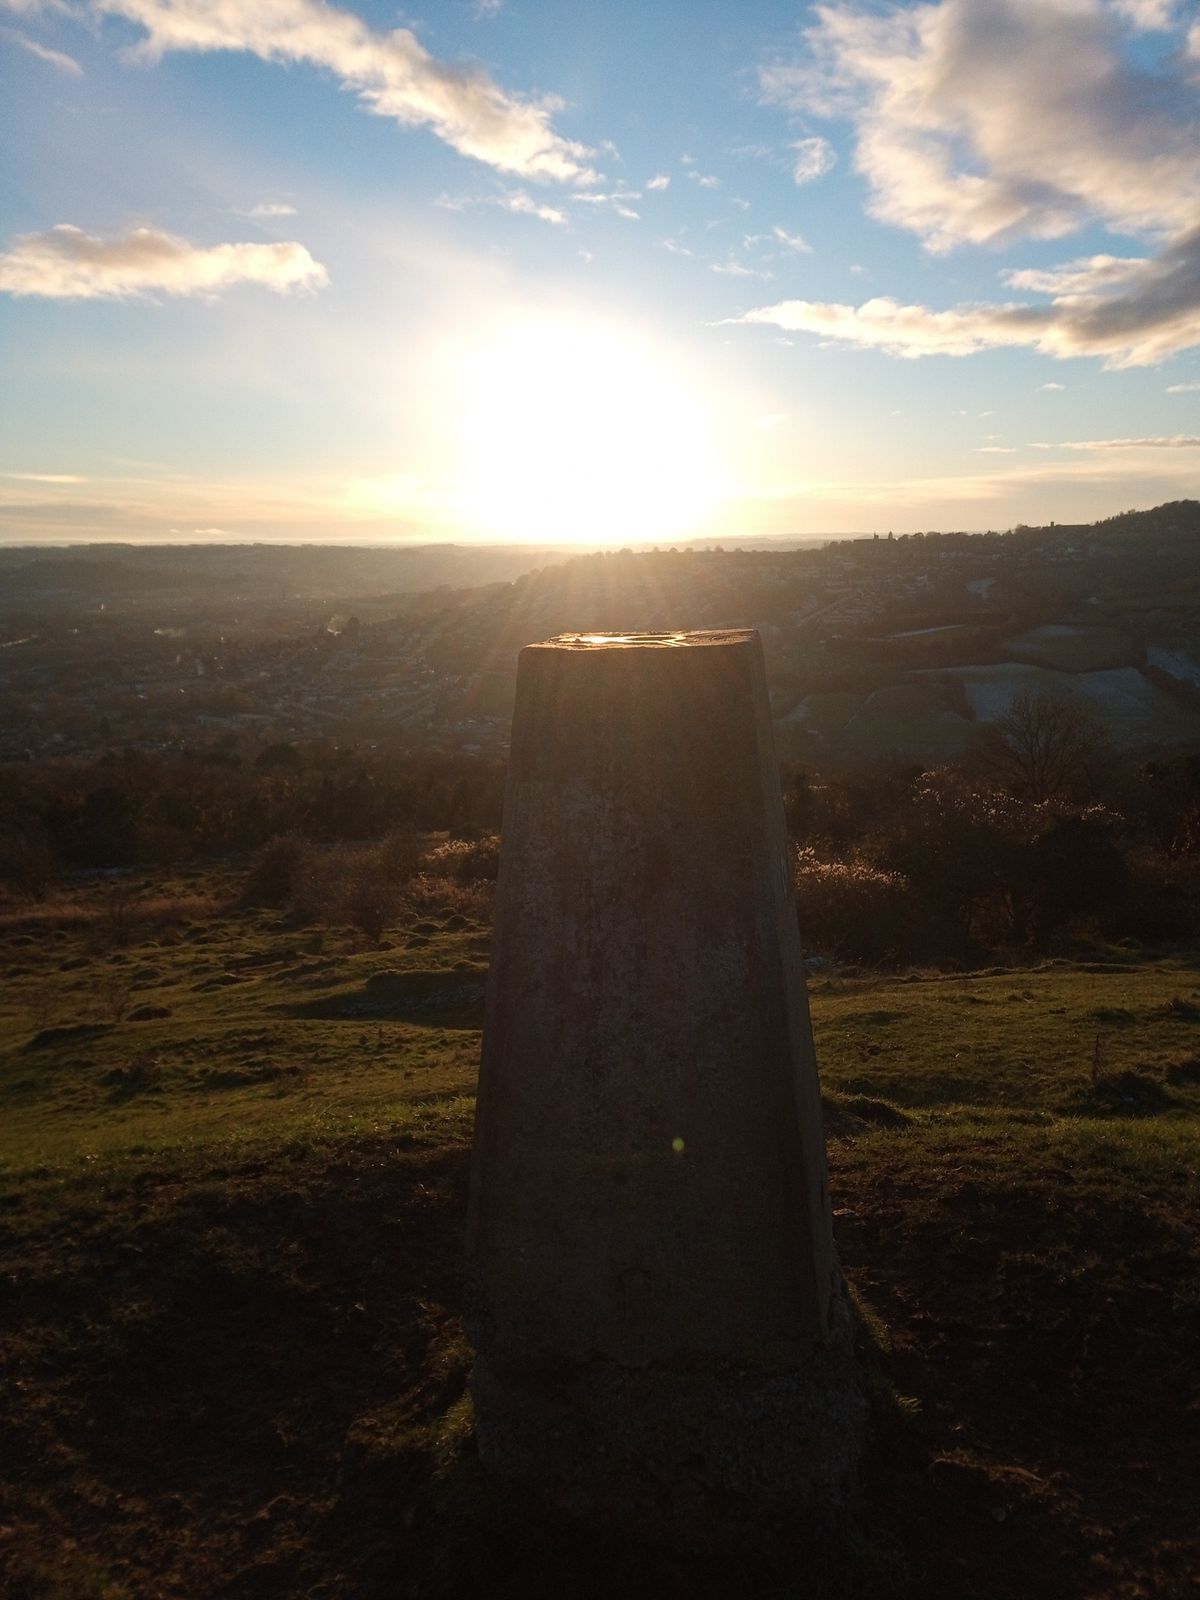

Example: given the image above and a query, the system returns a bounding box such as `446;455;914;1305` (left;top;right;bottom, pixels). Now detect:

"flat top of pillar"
534;630;758;650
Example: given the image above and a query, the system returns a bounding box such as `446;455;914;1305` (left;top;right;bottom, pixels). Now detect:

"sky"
2;0;1200;545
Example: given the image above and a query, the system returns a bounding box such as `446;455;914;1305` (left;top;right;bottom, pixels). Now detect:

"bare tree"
0;824;58;903
982;689;1107;805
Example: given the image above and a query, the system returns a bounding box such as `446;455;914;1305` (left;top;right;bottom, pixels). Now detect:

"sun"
452;315;726;544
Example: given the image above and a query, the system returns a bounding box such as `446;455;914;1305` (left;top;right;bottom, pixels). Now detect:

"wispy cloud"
712;260;773;280
0;223;328;300
789;136;834;185
646;174;670;191
772;224;812;255
1;24;82;73
1167;380;1200;392
501;191;568;224
1110;0;1176;29
569;190;641;219
439;188;568;224
247;201;297;219
1048;434;1200;450
88;0;596;183
2;471;86;482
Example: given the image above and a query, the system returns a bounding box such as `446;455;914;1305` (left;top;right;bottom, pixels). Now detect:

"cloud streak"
1;23;82;72
728;215;1200;367
90;0;595;183
1048;434;1200;449
0;223;328;299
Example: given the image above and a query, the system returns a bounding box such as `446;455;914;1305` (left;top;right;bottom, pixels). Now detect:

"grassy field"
1;874;1198;1598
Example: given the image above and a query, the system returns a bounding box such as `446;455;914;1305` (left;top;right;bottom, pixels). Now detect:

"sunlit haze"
3;0;1199;544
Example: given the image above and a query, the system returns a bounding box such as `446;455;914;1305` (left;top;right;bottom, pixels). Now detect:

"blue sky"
2;0;1200;543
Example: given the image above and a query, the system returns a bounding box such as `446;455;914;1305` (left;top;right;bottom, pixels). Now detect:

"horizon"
3;0;1200;545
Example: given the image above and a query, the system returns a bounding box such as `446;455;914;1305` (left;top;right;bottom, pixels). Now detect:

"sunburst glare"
453;316;726;544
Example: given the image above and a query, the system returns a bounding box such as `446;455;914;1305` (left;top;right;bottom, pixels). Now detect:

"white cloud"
977;445;1016;453
772;224;813;255
501;191;567;224
1167;380;1200;392
712;260;773;279
1109;0;1175;28
1003;253;1149;296
1;24;82;72
790;135;835;185
248;201;297;218
1051;434;1200;449
2;471;86;482
1040;382;1065;390
0;223;328;300
91;0;595;183
569;190;641;218
646;174;670;191
437;188;568;224
762;0;1200;251
689;171;721;189
0;0;73;14
727;221;1200;367
661;239;693;257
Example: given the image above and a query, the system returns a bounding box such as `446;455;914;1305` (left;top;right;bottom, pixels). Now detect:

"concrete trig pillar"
465;630;862;1524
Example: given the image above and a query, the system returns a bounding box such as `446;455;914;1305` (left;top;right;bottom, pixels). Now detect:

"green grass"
0;873;1198;1598
813;959;1200;1115
0;875;487;1171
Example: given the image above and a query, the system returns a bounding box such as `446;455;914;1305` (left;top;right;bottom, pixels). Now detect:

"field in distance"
1;870;1198;1598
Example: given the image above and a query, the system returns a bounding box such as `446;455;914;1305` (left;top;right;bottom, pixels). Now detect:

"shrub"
420;834;501;884
793;848;914;966
241;835;310;909
405;873;494;921
287;832;422;944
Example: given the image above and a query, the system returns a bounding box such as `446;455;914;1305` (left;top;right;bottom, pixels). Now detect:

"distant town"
2;501;1199;768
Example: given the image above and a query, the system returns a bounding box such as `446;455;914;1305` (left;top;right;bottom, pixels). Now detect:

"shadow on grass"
1061;1070;1180;1118
2;1123;1197;1600
277;968;487;1029
22;1022;112;1052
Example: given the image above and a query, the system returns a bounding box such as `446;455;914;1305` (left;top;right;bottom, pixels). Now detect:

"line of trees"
0;742;507;894
4;691;1200;969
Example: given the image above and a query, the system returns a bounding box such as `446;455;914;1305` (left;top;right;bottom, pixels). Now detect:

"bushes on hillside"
793;849;914;965
241;829;494;942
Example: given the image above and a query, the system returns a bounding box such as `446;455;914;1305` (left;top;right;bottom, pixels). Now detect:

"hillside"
1;871;1198;1597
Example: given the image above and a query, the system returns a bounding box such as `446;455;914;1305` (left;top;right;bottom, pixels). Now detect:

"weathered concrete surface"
465;630;862;1524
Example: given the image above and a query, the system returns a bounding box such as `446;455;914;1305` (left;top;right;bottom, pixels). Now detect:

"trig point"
465;630;862;1525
